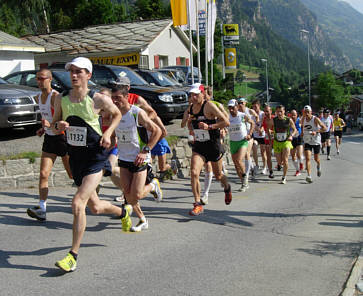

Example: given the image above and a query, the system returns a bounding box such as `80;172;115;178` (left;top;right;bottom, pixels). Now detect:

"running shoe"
27;206;46;221
327;155;331;160
200;194;209;205
337;149;340;155
121;204;133;232
321;148;325;154
277;164;282;171
280;177;287;184
130;219;149;232
317;168;322;177
306;176;313;183
55;253;77;272
262;167;268;175
295;170;301;177
269;171;274;179
150;178;163;202
189;203;204;216
299;163;304;171
114;194;125;203
224;184;232;205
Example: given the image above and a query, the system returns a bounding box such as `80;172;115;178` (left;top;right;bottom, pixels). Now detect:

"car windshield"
110;67;148;86
53;70;97;88
149;72;179;87
0;77;7;84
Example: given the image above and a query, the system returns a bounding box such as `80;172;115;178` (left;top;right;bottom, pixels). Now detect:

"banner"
207;0;217;61
90;53;140;66
170;0;188;27
198;8;206;36
225;48;237;69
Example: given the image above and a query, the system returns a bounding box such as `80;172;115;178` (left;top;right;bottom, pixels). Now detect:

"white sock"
140;216;146;223
299;155;304;163
39;200;46;212
204;172;213;196
293;160;299;170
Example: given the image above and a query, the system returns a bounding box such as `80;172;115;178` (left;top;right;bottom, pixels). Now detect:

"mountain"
340;0;363;14
300;0;363;70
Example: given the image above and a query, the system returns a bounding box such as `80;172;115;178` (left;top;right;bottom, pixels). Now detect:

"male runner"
26;69;73;221
333;112;345;155
187;84;232;215
320;109;333;160
290;109;304;176
252;100;267;175
111;84;161;232
262;105;275;178
301;105;327;183
51;57;126;272
228;99;255;191
268;105;297;184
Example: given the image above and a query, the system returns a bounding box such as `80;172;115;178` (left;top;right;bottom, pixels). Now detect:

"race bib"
194;129;210;142
67;126;87;146
229;124;242;135
276;132;287;141
117;130;132;144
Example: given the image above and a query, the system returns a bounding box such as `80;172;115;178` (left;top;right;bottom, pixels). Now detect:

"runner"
333;111;345;155
111;83;162;232
51;57;126;272
301;105;327;183
26;69;73;221
252;100;267;175
262;105;275;178
228;99;255;191
290;109;304;176
187;84;232;215
268;105;297;184
237;97;258;180
320;109;334;160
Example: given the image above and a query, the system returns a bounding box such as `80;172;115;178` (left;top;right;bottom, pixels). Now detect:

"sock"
245;159;250;176
317;164;320;170
120;204;126;218
327;146;331;156
204;172;213;196
39;200;46;212
293;160;299;170
150;182;156;192
140;216;146;223
69;250;78;260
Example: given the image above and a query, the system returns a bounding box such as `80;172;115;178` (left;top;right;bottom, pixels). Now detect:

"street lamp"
300;29;311;107
261;58;269;104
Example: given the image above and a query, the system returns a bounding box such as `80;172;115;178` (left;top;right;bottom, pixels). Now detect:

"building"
22;19;196;70
0;30;44;77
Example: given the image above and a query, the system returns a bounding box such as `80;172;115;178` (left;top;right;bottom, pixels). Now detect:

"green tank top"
61;95;102;136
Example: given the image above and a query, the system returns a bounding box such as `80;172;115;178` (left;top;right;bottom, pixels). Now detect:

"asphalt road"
0;134;362;295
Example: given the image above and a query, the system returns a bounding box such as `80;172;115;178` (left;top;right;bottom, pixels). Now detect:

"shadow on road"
296;241;361;258
0;127;37;141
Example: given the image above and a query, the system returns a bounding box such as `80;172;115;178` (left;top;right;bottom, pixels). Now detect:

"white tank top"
244;107;252;133
229;111;248;142
253;110;265;138
38;90;55;136
303;116;321;145
321;115;333;132
116;105;151;163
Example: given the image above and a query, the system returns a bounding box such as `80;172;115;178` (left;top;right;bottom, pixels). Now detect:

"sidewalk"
342;246;363;296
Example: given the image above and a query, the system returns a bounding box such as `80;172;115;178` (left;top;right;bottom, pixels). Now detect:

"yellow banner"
225;48;237;69
170;0;188;27
90;53;140;66
223;24;239;37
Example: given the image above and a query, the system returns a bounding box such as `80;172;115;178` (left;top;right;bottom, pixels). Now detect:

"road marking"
346;141;361;145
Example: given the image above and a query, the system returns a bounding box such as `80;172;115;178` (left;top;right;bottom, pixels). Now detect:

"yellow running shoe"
121;204;132;232
150;178;163;202
55;253;77;272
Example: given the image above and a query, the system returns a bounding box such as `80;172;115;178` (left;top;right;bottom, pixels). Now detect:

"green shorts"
230;139;249;154
273;140;293;153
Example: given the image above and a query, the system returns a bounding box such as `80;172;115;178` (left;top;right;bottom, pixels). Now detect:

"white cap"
189;83;205;94
237;97;247;103
304;105;312;111
65;57;93;73
228;99;237;107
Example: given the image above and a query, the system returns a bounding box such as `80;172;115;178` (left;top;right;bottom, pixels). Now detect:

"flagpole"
210;0;213;87
221;23;225;79
205;0;208;86
196;0;201;83
188;0;194;84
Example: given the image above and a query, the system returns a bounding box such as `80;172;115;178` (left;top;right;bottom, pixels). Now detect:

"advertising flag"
170;0;188;27
207;0;217;61
225;48;237;69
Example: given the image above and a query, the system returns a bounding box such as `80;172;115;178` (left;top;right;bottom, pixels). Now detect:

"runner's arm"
136;96;157;120
315;117;327;133
245;115;255;140
50;93;67;134
289;118;298;138
199;101;230;130
181;108;190;128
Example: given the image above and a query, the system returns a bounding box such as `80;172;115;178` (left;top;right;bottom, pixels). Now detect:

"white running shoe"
27;206;46;221
280;177;287;184
337;149;340;155
200;194;209;205
306;176;313;183
262;167;268;175
130;219;149;232
327;155;331;160
114;194;125;203
150;178;163;202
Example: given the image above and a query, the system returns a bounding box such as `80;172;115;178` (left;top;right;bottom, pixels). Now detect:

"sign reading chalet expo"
90;52;140;66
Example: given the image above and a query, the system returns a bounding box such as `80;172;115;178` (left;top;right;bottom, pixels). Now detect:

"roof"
352;94;363;102
22;19;195;55
0;30;44;52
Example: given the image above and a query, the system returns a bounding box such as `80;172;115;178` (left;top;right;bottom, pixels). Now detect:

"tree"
235;70;244;83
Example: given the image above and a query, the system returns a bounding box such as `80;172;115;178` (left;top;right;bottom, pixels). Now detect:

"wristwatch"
142;146;151;153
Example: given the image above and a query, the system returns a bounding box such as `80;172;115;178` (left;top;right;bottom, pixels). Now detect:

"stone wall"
0;138;232;189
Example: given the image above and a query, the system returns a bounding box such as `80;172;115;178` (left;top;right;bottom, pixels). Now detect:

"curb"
341;246;363;296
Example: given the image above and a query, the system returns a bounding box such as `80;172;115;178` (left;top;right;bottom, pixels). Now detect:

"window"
159;55;168;68
6;74;22;85
179;57;186;65
139;55;149;69
25;73;37;88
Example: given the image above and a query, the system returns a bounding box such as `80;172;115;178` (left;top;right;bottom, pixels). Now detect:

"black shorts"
304;143;320;155
193;140;225;162
334;131;343;138
42;134;68;157
321;132;331;143
292;136;303;148
253;137;265;145
118;160;153;185
69;146;111;187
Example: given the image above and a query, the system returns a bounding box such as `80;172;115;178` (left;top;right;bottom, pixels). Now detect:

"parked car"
135;69;190;93
0;77;41;129
357;112;363;131
155;68;186;85
91;65;188;121
4;69;98;93
161;66;202;86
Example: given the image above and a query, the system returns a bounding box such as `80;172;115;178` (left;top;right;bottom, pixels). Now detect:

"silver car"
0;77;41;129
